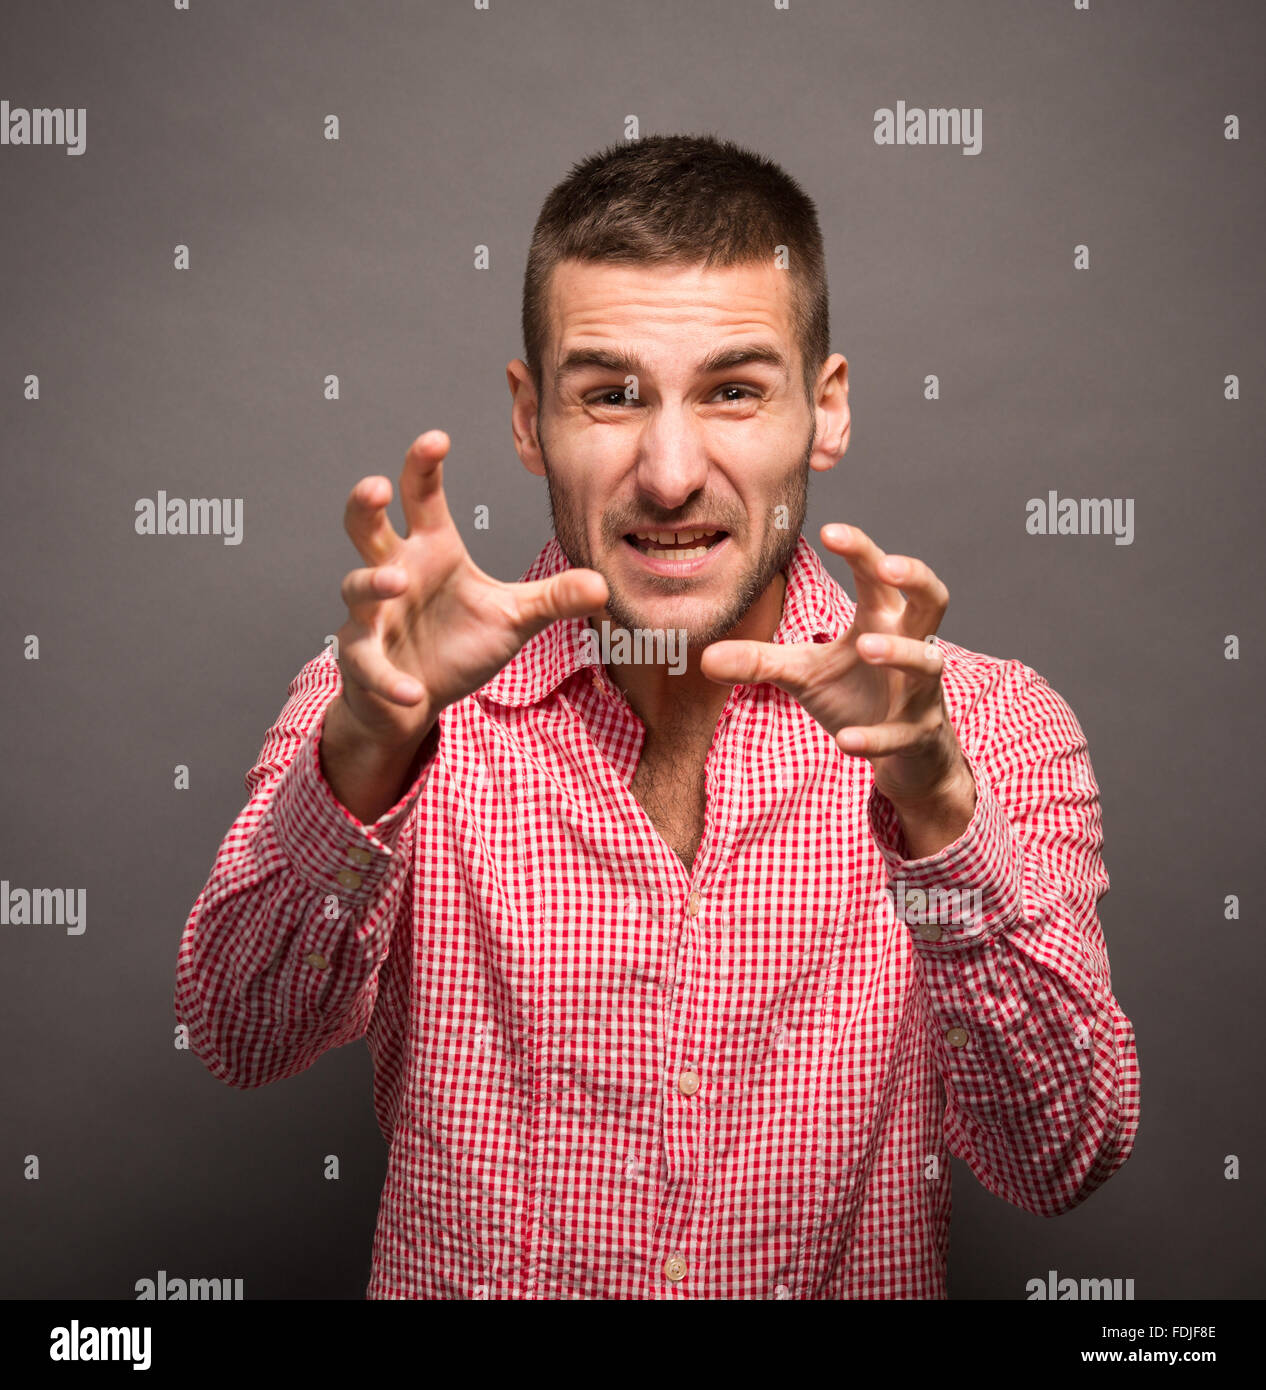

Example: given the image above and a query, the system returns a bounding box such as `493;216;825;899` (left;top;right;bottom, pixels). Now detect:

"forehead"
543;258;797;367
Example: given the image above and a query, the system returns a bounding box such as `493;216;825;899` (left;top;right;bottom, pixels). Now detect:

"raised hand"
699;522;969;811
322;431;609;819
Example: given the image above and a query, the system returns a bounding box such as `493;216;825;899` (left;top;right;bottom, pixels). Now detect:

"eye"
584;384;759;407
587;388;639;407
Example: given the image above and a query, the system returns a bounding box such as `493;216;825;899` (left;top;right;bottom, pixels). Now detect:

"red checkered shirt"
175;534;1140;1299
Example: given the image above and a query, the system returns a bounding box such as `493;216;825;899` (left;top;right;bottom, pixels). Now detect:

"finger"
876;553;949;639
399;430;456;539
699;637;819;692
344;475;405;567
340;564;409;623
340;628;427;705
820;523;904;614
512;567;611;639
854;631;945;682
835;720;929;758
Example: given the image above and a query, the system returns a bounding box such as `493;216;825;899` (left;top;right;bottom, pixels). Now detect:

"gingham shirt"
175;534;1140;1300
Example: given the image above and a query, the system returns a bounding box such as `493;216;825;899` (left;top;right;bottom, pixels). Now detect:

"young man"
175;134;1139;1299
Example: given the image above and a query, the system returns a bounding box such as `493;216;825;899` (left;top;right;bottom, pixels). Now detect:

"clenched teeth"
629;529;723;544
641;545;711;560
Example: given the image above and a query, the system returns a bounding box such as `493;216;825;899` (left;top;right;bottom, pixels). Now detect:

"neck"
599;570;788;738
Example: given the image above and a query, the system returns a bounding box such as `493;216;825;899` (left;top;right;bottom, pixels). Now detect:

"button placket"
656;886;705;1278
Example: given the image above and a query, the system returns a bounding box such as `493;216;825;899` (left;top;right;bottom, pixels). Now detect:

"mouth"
620;527;731;577
622;528;729;561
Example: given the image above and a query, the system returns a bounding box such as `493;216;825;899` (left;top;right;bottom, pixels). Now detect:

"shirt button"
945;1026;969;1048
345;844;372;866
917;921;943;942
662;1253;687;1282
774;1284;791;1300
305;952;329;970
335;869;362;890
677;1069;700;1096
686;890;701;917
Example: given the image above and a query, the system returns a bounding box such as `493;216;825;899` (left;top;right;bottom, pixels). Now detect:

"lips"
621;531;731;575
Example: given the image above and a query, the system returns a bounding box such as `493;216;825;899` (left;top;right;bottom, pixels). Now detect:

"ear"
809;353;850;473
507;359;545;477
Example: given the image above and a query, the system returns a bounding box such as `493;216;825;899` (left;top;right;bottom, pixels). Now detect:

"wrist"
319;695;437;824
883;756;977;860
885;755;974;817
323;691;435;765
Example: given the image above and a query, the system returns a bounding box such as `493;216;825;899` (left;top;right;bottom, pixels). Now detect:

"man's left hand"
701;522;975;817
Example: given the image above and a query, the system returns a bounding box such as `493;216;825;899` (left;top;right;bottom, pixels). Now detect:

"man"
175;133;1140;1299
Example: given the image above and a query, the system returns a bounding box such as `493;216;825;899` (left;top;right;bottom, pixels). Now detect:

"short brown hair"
521;133;831;401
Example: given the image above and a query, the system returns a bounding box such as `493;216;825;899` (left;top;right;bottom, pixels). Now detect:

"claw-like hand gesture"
700;523;969;811
333;431;609;749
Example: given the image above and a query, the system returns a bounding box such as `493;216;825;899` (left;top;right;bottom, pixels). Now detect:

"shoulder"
936;637;1088;767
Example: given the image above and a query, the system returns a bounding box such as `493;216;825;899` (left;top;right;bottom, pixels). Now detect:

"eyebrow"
555;342;791;385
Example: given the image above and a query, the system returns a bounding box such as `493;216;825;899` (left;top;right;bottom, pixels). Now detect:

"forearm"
176;652;429;1088
320;691;439;825
886;756;978;859
912;894;1138;1214
869;664;1140;1213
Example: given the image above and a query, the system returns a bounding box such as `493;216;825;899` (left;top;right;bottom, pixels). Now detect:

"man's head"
507;134;850;650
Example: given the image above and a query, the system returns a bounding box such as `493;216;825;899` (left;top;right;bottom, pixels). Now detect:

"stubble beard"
540;421;814;651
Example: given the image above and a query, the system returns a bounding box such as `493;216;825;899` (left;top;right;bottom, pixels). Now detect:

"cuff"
869;748;1025;949
266;705;437;904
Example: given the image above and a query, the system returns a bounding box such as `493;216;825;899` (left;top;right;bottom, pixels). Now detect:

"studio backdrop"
1;0;1262;1300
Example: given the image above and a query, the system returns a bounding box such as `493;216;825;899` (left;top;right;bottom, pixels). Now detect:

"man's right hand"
319;430;609;821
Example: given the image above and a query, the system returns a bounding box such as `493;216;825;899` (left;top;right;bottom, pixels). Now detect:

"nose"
634;403;710;512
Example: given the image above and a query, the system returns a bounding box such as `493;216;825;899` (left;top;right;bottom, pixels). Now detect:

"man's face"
509;258;848;650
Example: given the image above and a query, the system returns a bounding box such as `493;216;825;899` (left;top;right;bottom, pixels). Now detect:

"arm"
173;649;438;1089
175;429;607;1092
868;658;1141;1215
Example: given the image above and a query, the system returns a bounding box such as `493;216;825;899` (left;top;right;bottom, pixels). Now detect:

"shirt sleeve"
867;657;1140;1216
174;648;439;1089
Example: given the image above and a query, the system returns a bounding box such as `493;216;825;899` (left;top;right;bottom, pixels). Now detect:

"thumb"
700;639;798;690
514;567;610;638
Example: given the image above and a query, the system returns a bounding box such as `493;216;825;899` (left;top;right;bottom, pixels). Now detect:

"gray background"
1;0;1262;1299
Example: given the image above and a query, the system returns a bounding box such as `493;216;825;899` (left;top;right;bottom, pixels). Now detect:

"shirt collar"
477;534;855;710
